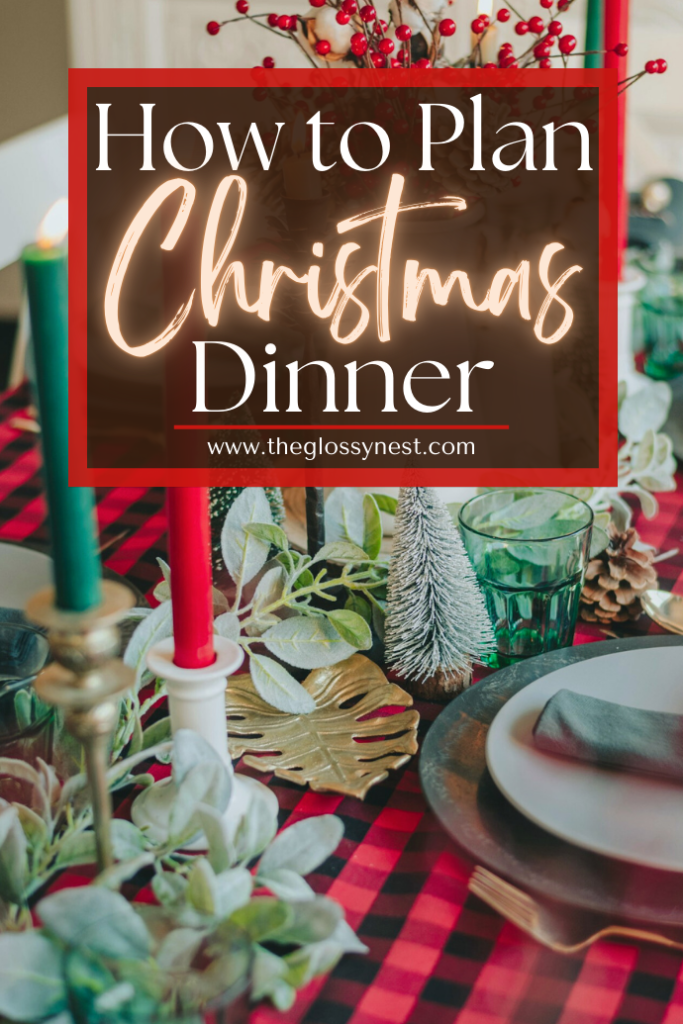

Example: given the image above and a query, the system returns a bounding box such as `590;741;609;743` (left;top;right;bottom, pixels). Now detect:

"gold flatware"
468;866;683;954
640;589;683;635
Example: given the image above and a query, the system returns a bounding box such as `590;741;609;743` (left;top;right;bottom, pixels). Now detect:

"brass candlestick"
25;580;135;871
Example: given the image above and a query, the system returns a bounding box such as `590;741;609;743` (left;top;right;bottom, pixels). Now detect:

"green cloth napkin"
533;688;683;782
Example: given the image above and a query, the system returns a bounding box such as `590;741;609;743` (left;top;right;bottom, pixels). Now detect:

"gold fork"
468;866;683;954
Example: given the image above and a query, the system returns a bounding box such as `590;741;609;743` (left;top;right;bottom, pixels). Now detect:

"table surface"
3;382;683;1024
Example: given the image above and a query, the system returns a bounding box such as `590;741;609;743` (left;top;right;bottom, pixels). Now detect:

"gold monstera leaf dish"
226;655;419;800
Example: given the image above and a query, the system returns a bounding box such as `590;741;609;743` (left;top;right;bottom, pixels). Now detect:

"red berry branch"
205;0;667;80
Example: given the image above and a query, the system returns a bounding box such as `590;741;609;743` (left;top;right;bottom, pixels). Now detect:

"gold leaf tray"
226;655;419;799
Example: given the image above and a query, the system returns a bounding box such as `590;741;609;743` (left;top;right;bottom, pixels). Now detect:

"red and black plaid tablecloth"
2;383;683;1024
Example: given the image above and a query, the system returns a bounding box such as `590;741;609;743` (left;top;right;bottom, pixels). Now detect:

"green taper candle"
22;212;102;612
585;0;603;68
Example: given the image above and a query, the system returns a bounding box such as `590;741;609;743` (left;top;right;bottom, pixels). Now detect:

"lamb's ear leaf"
37;887;152;959
221;489;273;588
0;932;67;1021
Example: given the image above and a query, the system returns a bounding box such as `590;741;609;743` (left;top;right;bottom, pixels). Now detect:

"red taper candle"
166;487;215;668
604;0;629;280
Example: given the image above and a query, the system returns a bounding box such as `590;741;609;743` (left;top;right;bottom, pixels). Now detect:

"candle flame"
291;111;306;156
37;198;68;249
477;0;493;15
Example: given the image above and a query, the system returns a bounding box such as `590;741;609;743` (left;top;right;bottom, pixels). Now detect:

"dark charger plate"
420;635;683;926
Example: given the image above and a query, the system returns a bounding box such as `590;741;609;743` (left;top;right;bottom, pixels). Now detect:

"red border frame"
69;67;618;487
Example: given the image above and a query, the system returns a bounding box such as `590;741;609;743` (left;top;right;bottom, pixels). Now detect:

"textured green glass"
459;489;593;667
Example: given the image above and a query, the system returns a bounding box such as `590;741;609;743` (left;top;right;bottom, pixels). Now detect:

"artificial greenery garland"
0;731;367;1022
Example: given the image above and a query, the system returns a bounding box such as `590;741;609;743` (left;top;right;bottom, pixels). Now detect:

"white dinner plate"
0;542;52;610
486;646;683;872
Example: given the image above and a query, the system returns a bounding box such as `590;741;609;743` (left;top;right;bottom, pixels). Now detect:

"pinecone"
579;525;658;623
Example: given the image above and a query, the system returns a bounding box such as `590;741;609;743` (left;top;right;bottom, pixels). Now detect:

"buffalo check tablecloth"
2;383;683;1024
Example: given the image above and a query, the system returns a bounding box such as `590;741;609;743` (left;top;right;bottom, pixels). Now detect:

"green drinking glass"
459;489;593;667
642;292;683;380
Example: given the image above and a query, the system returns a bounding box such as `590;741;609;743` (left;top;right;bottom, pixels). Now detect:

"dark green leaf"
371;493;398;515
245;523;289;551
362;494;382;561
344;592;372;625
294;569;315;591
230;897;291;942
327;609;372;650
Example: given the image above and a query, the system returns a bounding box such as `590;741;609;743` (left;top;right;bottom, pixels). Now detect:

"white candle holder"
131;635;274;844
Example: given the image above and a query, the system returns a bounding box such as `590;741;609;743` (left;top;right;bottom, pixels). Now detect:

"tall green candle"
22;206;102;612
585;0;603;68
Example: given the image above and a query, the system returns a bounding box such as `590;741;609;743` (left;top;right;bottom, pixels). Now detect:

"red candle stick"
604;0;629;280
166;487;215;669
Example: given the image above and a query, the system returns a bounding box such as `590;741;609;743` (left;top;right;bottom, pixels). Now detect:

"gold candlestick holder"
25;580;135;871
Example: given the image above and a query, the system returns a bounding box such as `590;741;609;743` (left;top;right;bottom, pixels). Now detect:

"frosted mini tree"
385;487;494;700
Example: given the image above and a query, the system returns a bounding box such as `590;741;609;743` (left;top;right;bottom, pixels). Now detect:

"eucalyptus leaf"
258;815;343;877
230;897;292;942
55;830;97;868
213;612;241;642
249;654;316;714
123;601;174;688
195;804;236;875
619;380;671;440
257;868;315;902
263;616;356;670
489;491;570;531
156;928;205;971
631;428;656;475
93;982;136;1014
0;932;66;1021
293;568;315;591
372;601;386;642
213;866;253;920
153;558;172;603
13;690;32;732
38;887;152;959
252;945;290;1007
170;761;232;841
622;485;659;519
111;819;147;860
272;895;343;946
311;540;369;565
14;804;47;850
327;609;373;650
589;525;609;558
326;917;370;955
0;806;27;904
96;853;156;890
229;784;279;864
152;870;188;909
245;522;288;551
362;493;382;560
221;488;273;588
172;729;228;789
609;493;633;531
325;488;364;547
371;493;398;515
187;859;217;916
252;566;285;611
344;591;372;625
285;918;368;985
141;716;172;750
